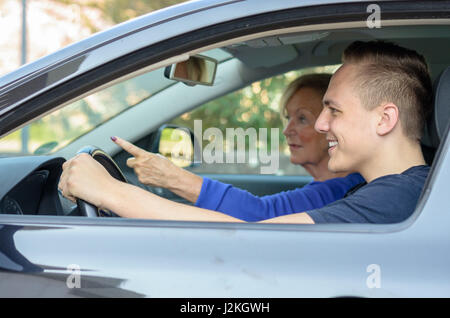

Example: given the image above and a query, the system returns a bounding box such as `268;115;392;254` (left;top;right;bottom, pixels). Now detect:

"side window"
0;69;172;156
168;71;309;176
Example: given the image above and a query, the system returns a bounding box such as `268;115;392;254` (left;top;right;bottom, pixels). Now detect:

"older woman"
59;74;364;222
281;74;341;181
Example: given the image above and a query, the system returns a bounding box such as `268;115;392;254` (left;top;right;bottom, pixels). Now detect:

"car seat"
421;66;450;165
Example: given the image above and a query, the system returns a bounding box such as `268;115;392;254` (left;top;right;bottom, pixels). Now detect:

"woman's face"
282;87;329;166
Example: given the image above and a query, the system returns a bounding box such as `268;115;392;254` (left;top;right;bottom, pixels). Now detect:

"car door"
1;0;450;298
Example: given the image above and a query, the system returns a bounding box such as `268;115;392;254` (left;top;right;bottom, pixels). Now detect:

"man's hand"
58;153;120;209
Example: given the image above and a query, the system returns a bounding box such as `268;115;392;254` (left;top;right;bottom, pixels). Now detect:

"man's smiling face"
314;63;380;174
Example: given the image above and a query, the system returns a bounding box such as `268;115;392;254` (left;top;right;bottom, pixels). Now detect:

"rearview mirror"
164;55;217;86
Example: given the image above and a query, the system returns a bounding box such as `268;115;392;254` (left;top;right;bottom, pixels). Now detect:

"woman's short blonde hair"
279;73;332;117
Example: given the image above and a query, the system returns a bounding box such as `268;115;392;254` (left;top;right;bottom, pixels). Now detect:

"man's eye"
329;107;339;115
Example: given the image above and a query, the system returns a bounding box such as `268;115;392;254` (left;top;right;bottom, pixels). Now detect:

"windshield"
0;48;231;157
0;69;174;156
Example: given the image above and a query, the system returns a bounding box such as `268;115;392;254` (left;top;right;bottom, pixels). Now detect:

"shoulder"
347;165;429;204
367;165;429;193
306;166;429;224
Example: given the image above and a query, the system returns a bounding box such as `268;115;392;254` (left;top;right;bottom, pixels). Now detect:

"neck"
361;138;426;183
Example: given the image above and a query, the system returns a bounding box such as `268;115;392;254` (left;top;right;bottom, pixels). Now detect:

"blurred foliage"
53;0;188;31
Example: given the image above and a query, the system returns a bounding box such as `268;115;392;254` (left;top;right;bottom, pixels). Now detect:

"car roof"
0;0;364;89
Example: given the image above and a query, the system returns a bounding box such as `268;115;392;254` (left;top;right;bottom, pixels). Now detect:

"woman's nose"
283;119;295;136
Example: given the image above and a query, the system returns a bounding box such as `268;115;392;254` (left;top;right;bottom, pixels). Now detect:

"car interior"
0;22;449;219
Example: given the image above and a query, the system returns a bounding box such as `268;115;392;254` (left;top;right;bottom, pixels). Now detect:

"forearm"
104;180;243;222
166;168;203;203
196;178;322;221
259;212;314;224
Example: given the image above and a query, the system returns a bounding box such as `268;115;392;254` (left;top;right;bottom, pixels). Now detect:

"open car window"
0;69;173;156
168;65;340;176
0;21;448;226
0;49;232;157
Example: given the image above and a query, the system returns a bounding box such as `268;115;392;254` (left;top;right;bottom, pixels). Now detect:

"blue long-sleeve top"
194;173;365;221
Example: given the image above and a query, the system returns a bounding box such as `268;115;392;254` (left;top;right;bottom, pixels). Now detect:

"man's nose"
314;110;329;134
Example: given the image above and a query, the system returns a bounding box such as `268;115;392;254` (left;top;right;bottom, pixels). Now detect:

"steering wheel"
76;146;128;217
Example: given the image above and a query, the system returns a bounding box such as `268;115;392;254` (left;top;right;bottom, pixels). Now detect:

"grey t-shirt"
307;165;430;224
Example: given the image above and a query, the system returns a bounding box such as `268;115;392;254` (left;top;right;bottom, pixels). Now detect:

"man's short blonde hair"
342;41;433;142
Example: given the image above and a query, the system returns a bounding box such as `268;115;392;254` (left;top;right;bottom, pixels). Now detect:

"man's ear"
376;103;399;136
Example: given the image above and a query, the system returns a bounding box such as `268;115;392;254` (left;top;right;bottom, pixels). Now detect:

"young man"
279;40;432;223
59;40;432;224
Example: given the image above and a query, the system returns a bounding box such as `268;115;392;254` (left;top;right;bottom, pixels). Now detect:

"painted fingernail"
110;136;117;142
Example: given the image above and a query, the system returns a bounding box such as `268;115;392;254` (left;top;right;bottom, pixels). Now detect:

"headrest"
423;67;450;149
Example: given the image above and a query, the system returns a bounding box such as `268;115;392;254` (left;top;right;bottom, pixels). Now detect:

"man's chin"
328;160;345;174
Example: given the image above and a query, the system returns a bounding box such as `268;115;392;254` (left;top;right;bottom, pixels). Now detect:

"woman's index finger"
112;136;145;157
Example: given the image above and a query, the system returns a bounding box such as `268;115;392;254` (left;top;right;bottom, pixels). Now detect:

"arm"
112;137;364;221
113;136;202;203
106;180;245;222
196;173;365;221
102;179;315;223
58;154;314;224
260;212;314;224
